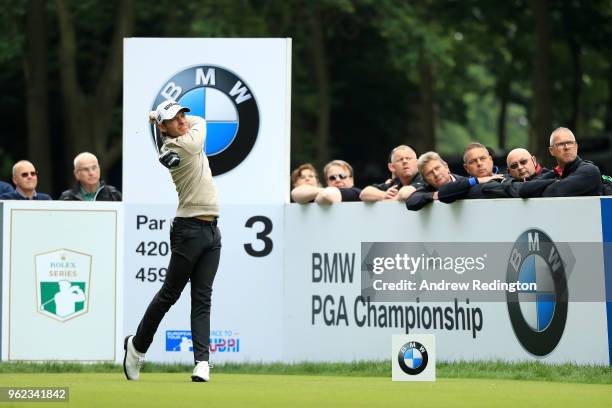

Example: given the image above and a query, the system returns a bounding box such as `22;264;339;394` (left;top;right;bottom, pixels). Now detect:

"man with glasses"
360;145;423;202
0;160;51;200
438;142;503;203
59;152;122;201
292;160;361;204
519;127;601;197
481;148;552;198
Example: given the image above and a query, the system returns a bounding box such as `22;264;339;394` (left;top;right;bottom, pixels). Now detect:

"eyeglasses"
20;171;38;178
509;158;531;170
327;173;348;182
553;140;576;149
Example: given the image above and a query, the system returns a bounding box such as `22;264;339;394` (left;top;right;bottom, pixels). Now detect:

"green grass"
1;373;611;408
0;360;610;383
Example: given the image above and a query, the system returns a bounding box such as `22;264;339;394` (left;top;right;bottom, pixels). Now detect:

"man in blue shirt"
0;160;52;200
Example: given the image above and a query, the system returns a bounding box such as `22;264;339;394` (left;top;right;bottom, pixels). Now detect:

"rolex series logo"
35;249;92;322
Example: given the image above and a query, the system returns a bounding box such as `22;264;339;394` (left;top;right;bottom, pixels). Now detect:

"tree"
55;0;133;181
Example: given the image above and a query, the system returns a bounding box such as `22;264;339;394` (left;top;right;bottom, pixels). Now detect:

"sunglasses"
327;173;348;182
20;171;38;178
508;158;531;170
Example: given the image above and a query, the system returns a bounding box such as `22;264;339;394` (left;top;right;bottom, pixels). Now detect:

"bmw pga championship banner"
122;38;290;363
283;198;612;365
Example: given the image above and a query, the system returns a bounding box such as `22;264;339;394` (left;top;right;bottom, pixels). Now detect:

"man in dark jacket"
0;160;51;200
360;145;424;202
438;142;503;203
481;148;552;198
60;152;122;201
406;152;463;211
519;127;601;198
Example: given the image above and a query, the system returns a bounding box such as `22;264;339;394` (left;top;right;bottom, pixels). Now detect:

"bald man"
519;127;601;197
481;148;552;198
0;160;51;200
59;152;122;201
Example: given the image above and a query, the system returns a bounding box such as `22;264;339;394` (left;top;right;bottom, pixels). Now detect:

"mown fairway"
1;372;611;408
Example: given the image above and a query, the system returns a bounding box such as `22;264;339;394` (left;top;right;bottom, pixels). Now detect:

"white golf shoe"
123;335;145;380
191;361;210;382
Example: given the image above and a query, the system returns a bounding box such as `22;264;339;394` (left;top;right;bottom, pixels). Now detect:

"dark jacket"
371;174;425;192
481;165;553;198
0;190;52;200
0;181;13;195
59;181;122;201
406;174;464;211
519;156;601;198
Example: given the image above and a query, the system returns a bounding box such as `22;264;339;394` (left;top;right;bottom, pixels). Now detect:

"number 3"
244;216;273;257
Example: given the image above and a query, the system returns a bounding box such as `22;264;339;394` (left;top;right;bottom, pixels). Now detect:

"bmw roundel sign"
151;65;260;176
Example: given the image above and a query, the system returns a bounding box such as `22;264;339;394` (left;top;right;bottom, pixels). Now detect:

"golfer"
124;100;221;382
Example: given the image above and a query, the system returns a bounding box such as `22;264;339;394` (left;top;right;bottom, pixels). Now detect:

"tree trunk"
56;0;133;183
562;0;582;131
497;77;510;151
24;0;51;192
417;46;436;153
529;0;553;166
308;5;330;166
605;63;612;132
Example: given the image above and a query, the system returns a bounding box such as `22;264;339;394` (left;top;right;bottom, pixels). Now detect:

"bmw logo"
151;65;260;176
397;341;428;375
506;228;568;356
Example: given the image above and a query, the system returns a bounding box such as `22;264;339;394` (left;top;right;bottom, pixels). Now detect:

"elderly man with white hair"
59;152;122;201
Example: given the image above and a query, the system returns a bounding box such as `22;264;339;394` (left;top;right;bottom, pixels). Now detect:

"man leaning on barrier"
481;148;552;198
519;127;601;197
437;142;503;203
406;152;461;211
359;145;424;202
59;152;122;201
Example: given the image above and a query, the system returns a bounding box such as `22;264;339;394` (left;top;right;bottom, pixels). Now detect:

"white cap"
153;100;190;124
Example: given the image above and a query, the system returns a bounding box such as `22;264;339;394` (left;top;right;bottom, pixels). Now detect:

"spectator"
0;180;13;195
482;148;552;198
290;163;321;203
519;127;601;197
292;160;361;204
59;152;122;201
0;160;51;200
406;152;461;211
360;145;423;202
438;142;503;203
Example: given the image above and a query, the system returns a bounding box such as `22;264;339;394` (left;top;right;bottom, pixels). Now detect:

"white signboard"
123;38;291;205
1;202;123;361
283;198;610;365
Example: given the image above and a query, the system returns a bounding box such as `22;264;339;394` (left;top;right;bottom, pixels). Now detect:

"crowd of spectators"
0;152;121;201
291;127;609;210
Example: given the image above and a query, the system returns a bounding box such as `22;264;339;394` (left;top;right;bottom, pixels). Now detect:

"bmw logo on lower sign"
392;334;436;381
398;341;428;375
151;65;260;176
506;228;568;356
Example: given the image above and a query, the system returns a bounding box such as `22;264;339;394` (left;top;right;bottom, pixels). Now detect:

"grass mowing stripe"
1;373;611;408
0;361;610;384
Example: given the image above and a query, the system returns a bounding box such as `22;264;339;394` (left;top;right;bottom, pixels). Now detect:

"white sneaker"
123;335;145;380
191;361;210;382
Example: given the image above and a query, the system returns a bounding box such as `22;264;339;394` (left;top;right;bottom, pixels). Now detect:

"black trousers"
133;217;221;362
